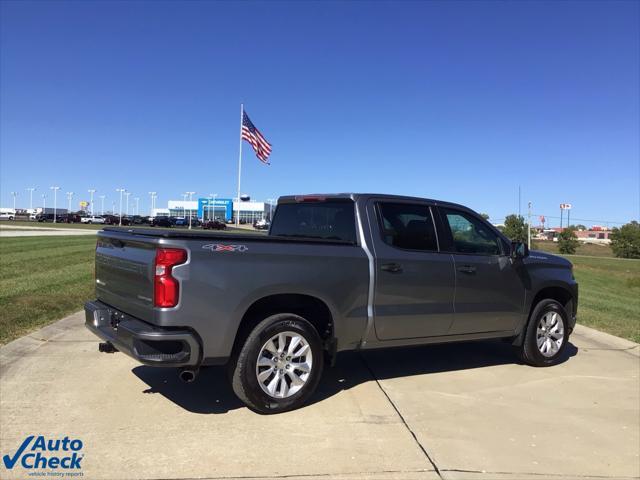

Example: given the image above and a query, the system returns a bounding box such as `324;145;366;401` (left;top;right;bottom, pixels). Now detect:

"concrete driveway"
1;312;638;480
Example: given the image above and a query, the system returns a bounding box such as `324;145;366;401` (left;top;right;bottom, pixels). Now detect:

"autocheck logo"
3;435;84;474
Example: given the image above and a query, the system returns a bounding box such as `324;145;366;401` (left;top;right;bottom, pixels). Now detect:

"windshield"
270;201;357;243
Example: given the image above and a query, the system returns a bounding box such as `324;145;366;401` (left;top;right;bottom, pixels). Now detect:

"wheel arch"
513;284;576;346
231;293;336;363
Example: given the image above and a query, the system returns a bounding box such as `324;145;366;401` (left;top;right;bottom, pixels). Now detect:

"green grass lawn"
567;255;640;343
0;235;96;345
531;240;614;257
532;240;639;341
1;235;638;346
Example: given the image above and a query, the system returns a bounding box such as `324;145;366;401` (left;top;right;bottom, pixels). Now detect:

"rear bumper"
84;300;201;367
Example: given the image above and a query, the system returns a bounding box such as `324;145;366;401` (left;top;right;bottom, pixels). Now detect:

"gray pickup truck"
85;193;578;413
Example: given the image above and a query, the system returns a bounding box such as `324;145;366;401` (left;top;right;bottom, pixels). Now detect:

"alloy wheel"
255;331;313;399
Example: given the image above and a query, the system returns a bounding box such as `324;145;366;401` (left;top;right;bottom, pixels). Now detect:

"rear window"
270;201;357;243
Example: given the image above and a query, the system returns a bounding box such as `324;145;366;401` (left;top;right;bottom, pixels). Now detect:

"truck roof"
277;193;471;211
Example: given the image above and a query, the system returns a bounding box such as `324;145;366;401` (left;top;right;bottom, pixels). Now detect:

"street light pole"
116;188;125;226
181;193;188;219
88;189;96;216
134;197;140;216
66;192;74;212
26;187;36;211
186;191;196;229
10;192;17;212
50;186;60;223
209;193;217;221
99;195;106;216
267;198;275;221
148;192;157;217
42;194;47;212
527;201;532;249
124;192;131;217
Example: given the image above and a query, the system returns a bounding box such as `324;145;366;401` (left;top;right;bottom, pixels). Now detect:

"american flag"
242;111;272;164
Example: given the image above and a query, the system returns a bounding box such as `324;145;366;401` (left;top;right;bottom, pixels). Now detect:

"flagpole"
236;103;243;227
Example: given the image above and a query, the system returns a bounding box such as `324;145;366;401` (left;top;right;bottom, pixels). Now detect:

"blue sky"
1;0;638;226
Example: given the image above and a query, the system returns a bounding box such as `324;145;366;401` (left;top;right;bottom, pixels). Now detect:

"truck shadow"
132;340;578;414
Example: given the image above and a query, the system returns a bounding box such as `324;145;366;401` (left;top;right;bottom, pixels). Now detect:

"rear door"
368;199;455;340
436;207;526;334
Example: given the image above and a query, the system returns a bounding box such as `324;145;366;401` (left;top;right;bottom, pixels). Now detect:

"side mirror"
511;241;529;259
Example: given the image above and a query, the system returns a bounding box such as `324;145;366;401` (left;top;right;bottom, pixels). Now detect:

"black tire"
519;299;569;367
230;313;324;414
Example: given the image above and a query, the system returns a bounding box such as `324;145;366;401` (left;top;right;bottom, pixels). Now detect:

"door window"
441;209;501;255
377;203;438;251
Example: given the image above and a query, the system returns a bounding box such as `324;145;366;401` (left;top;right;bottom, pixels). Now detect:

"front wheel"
230;314;324;414
519;299;569;367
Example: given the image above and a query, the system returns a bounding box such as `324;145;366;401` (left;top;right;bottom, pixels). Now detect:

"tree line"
498;214;639;258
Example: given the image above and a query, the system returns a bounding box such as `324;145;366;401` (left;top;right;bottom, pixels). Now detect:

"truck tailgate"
95;233;157;321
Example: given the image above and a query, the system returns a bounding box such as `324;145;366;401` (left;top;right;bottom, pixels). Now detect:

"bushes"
558;228;579;254
610;221;640;259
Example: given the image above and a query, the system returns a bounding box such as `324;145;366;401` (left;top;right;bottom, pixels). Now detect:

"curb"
573;324;639;357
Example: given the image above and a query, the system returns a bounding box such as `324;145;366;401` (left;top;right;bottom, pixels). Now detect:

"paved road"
0;225;98;236
1;312;638;480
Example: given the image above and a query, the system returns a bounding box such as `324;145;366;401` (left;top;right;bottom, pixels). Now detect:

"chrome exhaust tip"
178;368;198;383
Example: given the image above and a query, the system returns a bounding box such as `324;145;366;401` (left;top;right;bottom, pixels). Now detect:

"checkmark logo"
2;435;33;469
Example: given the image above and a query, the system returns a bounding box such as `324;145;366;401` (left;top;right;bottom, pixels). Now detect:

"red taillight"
154;248;187;308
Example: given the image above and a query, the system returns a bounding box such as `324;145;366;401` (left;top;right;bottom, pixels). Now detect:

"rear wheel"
519;299;569;366
230;313;323;414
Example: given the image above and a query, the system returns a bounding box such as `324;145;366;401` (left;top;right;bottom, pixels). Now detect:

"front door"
369;200;456;340
438;207;526;334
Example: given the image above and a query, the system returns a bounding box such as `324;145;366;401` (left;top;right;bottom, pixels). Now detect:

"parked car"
81;216;106;224
102;215;130;226
65;213;82;223
202;219;227;230
253;219;270;230
172;217;200;227
0;211;15;221
150;216;173;228
86;193;578;414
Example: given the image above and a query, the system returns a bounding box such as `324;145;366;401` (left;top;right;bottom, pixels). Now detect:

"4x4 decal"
202;244;249;253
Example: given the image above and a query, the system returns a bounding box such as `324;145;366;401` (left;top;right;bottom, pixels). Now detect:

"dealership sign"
197;198;233;220
560;203;572;210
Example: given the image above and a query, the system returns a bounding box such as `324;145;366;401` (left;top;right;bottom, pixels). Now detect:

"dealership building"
153;198;269;223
